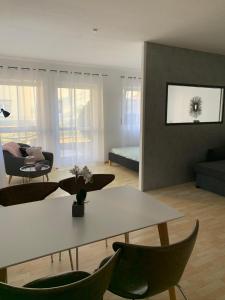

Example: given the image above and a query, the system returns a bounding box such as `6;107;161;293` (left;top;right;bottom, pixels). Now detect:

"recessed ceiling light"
93;28;99;33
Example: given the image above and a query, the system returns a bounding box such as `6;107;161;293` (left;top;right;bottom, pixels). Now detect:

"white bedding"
111;146;139;162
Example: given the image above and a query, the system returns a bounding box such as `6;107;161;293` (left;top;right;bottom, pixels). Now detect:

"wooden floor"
7;163;225;299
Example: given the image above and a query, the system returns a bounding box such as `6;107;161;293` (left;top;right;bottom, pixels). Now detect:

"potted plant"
70;165;93;217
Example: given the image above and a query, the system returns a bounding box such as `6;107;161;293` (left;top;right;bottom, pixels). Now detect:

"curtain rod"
120;75;142;80
0;65;108;77
0;65;141;79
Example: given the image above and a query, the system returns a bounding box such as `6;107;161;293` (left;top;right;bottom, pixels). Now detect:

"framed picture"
166;83;224;125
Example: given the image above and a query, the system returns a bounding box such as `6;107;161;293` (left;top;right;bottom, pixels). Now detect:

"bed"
108;146;139;172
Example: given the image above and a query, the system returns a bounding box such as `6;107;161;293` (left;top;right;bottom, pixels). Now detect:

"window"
57;84;103;165
121;78;141;146
0;68;104;167
122;89;141;126
0;84;38;144
58;87;92;147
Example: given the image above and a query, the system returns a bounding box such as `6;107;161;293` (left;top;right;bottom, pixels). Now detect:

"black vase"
72;202;84;217
76;188;87;204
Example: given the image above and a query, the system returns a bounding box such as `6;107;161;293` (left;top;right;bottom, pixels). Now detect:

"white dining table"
0;186;183;299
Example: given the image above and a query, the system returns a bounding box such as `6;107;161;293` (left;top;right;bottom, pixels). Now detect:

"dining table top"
0;186;183;269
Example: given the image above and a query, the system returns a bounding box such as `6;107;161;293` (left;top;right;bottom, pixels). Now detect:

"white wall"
0;56;141;161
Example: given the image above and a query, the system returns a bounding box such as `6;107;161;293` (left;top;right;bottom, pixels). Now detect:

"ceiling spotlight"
93;28;99;33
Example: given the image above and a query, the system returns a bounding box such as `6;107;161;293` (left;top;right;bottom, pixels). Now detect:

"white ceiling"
1;0;225;69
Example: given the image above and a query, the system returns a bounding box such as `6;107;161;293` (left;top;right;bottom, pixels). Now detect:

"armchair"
3;143;54;184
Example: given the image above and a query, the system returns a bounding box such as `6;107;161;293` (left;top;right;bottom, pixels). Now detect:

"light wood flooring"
7;163;225;299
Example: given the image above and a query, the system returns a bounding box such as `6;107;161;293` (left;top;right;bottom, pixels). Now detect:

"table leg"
158;222;177;300
75;247;79;270
0;268;7;283
125;232;129;243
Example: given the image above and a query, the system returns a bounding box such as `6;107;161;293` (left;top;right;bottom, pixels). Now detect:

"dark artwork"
190;96;202;120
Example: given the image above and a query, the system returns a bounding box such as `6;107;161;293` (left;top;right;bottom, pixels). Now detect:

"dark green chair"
0;249;120;300
99;221;199;299
59;174;115;195
0;182;59;206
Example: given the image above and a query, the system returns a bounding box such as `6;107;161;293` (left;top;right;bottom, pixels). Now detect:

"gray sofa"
195;146;225;196
3;143;54;183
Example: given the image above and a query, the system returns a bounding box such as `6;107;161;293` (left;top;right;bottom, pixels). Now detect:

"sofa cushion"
19;147;29;157
195;160;225;180
2;142;21;157
26;147;45;162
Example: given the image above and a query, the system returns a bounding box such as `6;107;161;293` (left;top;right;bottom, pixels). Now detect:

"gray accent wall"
142;42;225;190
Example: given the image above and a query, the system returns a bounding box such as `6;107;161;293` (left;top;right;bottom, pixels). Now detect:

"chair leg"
46;174;49;181
68;249;74;270
8;175;12;184
59;251;62;261
50;254;54;263
0;268;7;283
176;284;188;300
105;239;108;248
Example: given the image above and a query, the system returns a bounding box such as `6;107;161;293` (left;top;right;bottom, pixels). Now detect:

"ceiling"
1;0;225;69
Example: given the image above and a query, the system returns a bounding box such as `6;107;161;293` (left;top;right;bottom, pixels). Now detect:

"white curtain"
0;67;104;168
54;72;104;166
121;77;141;146
0;137;7;188
0;67;51;149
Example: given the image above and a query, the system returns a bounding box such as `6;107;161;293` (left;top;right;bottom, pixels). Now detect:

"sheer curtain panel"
0;67;104;168
0;67;50;149
56;72;104;166
121;77;141;146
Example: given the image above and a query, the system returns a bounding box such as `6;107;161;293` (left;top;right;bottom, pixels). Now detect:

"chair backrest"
109;221;199;298
0;249;121;300
0;182;59;206
18;143;30;148
59;174;115;195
